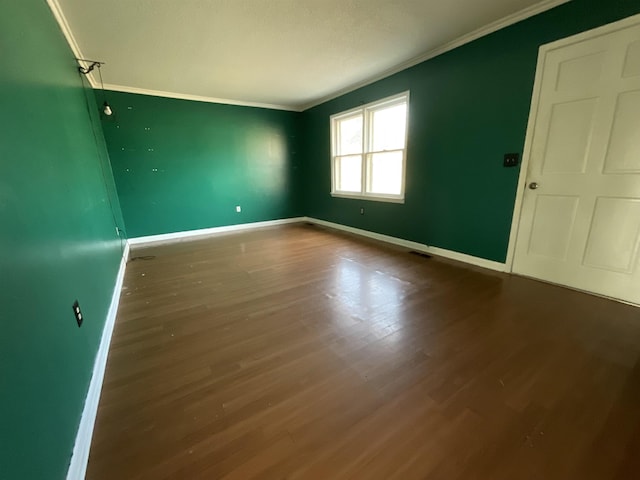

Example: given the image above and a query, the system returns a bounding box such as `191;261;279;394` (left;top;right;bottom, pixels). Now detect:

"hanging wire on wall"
96;64;113;116
77;58;113;116
76;59;127;255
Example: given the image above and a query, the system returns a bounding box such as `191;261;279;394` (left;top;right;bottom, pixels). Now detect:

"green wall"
100;91;302;238
0;2;125;479
3;1;639;478
300;0;640;263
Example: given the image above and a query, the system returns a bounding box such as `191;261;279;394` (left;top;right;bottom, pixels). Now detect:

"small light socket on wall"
236;206;242;213
360;207;364;215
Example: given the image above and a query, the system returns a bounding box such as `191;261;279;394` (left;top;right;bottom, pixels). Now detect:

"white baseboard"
63;214;502;479
423;245;507;272
66;242;130;480
128;215;506;272
128;217;306;247
304;217;506;272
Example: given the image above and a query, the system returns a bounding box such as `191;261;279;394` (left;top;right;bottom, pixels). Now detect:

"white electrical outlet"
236;206;241;213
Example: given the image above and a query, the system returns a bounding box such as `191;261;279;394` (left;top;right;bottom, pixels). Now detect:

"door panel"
623;40;640;77
604;89;640;173
583;197;640;273
528;196;579;260
513;17;640;305
556;51;605;92
542;99;598;174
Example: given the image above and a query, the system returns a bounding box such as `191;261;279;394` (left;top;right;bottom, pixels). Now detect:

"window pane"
336;155;362;192
337;115;363;155
368;151;403;195
371;103;407;152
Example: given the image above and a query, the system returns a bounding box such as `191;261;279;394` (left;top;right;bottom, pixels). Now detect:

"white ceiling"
50;0;568;111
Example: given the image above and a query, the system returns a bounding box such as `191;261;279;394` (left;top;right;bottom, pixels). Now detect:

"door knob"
528;182;539;190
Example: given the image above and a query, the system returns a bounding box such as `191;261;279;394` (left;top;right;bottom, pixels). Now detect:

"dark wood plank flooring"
86;224;640;479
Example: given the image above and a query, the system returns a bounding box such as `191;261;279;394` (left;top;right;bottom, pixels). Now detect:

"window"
331;92;409;203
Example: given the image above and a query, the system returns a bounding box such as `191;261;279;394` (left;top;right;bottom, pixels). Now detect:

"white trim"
504;45;546;271
330;193;405;204
424;245;507;273
528;10;640;52
504;12;640;272
130;216;506;271
45;2;298;112
128;218;306;246
301;0;571;110
61;211;505;480
46;0;99;88
101;84;299;112
48;0;568;113
330;91;409;202
304;217;506;272
66;242;130;480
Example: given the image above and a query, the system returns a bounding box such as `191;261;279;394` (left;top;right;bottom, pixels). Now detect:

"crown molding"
46;0;299;110
48;0;570;113
101;84;300;112
47;0;99;88
299;0;571;111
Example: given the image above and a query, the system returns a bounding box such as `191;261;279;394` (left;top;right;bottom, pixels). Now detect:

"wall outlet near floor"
360;207;364;215
236;205;241;213
72;300;83;327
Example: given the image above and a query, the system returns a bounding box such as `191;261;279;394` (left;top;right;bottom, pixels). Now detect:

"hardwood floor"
86;224;640;479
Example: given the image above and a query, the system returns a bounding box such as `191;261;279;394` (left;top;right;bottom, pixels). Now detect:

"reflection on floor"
87;224;640;480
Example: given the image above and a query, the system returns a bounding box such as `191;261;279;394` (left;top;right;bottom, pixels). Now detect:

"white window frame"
330;91;409;203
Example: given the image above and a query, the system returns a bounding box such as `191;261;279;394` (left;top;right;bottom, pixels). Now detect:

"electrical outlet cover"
72;300;83;327
503;153;520;167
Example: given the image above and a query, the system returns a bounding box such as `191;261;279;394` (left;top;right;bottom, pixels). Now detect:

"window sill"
330;192;405;204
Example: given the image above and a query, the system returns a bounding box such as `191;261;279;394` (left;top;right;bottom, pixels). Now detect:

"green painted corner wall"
0;2;125;479
300;0;640;263
3;2;640;478
100;91;302;238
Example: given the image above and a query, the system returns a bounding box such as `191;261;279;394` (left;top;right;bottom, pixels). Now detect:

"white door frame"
505;12;640;272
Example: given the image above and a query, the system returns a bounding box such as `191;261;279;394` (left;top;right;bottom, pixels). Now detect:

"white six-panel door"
511;15;640;305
